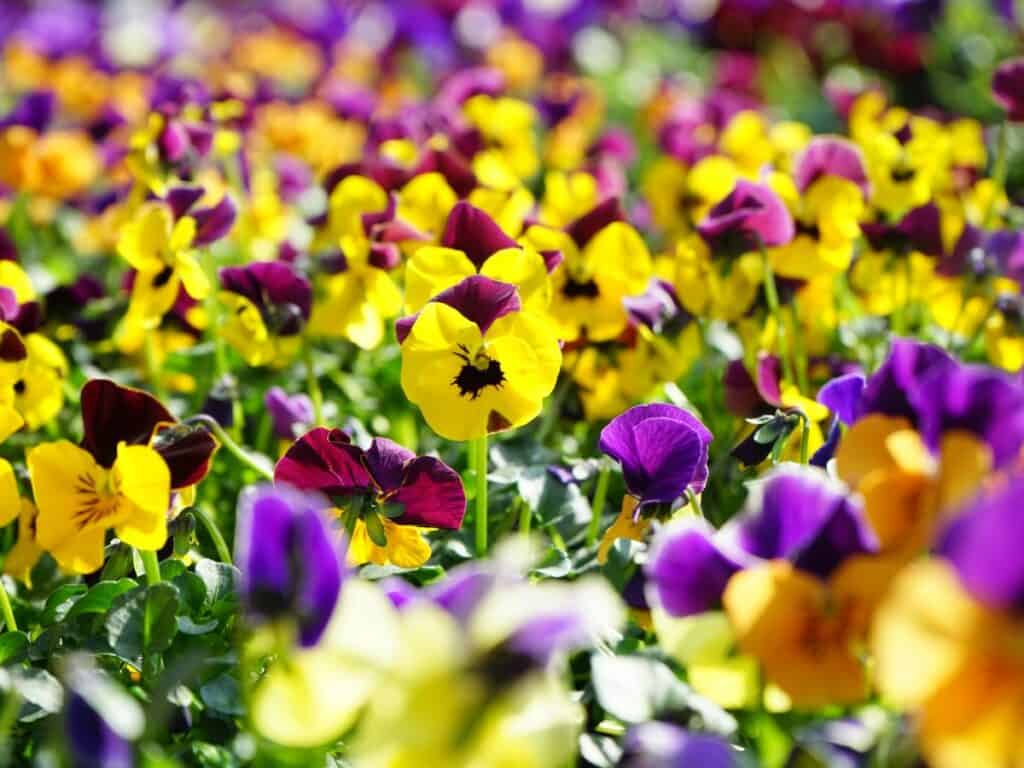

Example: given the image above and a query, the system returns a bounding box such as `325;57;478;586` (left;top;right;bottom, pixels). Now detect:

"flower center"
452;343;505;400
562;278;600;299
72;470;121;530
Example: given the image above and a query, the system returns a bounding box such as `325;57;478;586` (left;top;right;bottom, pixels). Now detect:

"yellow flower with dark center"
28;441;170;574
643;155;738;239
399;276;561;441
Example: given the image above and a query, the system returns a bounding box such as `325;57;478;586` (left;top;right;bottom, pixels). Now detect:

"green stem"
195;504;233;564
139;550;161;586
0;581;16;632
517;497;532;536
587;463;611;546
143;332;167;402
186;415;274;481
799;413;811;465
304;343;324;426
788;302;809;394
686;488;703;518
473;435;489;556
985;121;1009;230
759;240;797;387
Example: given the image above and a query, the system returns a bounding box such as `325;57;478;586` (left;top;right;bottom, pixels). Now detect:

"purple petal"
391;456;467;530
939;474;1024;610
756;354;783;405
265;387;315;440
397;275;522;343
810;417;842;469
427;566;495;622
794;137;870;196
165;186;203;220
507;613;587;664
860;338;955;424
698;180;794;249
293;507;345;647
647;520;745;617
818;373;866;426
625;723;741;768
726;466;877;579
0;90;55;132
219;261;312;324
440;202;519;269
274;427;371;496
363;438;416;492
191;196;237;246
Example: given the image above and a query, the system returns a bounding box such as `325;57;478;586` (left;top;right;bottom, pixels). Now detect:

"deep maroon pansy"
235;483;345;647
81;379;218;490
274;427;466;531
599;403;713;510
862;202;943;257
395;274;521;344
219;261;313;337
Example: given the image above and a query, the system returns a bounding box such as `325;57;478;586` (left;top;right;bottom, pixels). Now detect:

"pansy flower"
768;138;869;279
648;465;886;708
26;379;218;573
307;175;407;349
275;427;465;568
873;475;1024;768
117;188;235;323
235;483;345;647
522;198;653;342
398;275;562;441
643;154;739;239
218;261;312;367
404;201;551;316
824;340;1019;556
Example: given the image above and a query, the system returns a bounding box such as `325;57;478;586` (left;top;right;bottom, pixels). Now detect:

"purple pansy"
264;387;315;440
235;484;344;648
219;261;312;337
939;473;1024;613
857;338;954;424
993;58;1024;121
862;203;944;257
599;404;713;509
274;427;466;531
440;201;520;269
647;465;875;618
395;274;521;344
64;660;142;768
697;180;795;252
817;373;867;426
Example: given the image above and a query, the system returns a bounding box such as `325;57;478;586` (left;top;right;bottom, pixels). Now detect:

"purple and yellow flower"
218;261;312;367
274;427;465;567
993;58;1024;121
398;275;561;441
873;475;1024;768
648;465;888;708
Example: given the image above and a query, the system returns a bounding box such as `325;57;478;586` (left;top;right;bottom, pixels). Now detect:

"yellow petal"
112;443;170;551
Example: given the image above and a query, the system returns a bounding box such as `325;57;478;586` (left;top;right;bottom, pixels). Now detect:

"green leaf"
199;673;244;717
0;632;28;666
40;584;88;625
591;655;693;724
194;559;239;610
364;511;388;547
106;584;181;660
66;579;138;620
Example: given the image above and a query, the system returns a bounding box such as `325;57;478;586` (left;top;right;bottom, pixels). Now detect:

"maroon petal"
274;427;372;497
150;423;218;489
993;57;1024;122
191;196;237;246
219;261;312;322
756;354;783;406
391;456;466;530
440;202;518;268
364;438;416;493
81;379;174;468
566;197;624;249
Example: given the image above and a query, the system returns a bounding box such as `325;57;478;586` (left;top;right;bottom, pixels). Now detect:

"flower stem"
759;239;797;388
186;414;274;481
799;413;811;465
473;435;489;556
686;488;703;518
0;580;17;632
518;497;532;536
303;342;324;426
195;503;233;564
587;463;611;546
139;549;162;586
